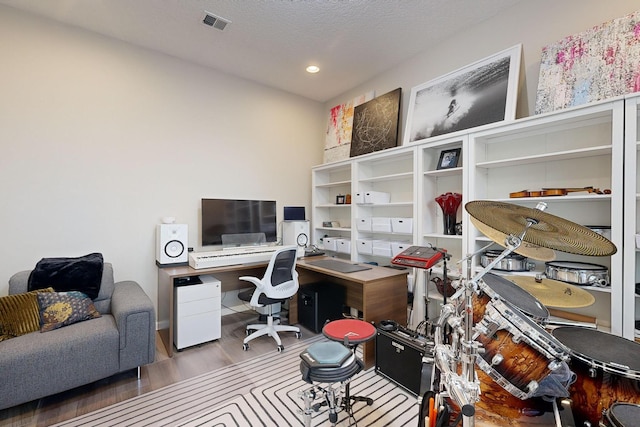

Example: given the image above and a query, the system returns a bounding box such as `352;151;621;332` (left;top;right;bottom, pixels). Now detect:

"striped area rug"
54;335;419;426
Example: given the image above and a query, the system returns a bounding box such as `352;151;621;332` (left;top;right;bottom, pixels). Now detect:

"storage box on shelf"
335;238;351;254
363;191;391;204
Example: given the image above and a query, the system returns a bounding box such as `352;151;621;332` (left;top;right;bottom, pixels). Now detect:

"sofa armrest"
111;281;156;371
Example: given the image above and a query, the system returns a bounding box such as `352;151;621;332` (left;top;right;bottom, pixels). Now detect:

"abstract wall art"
324;91;375;163
350;88;402;157
535;10;640;114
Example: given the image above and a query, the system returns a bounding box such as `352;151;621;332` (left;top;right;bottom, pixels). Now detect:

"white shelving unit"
352;148;417;264
311;96;637;337
311;161;353;260
623;94;640;340
467;99;624;333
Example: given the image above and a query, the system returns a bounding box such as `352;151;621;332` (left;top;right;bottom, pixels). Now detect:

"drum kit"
425;200;640;427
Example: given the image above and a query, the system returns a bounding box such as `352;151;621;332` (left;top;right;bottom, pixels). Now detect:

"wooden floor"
0;311;317;427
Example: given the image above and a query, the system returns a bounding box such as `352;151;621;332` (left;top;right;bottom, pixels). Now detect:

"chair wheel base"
242;343;249;351
277;345;284;352
296;332;302;339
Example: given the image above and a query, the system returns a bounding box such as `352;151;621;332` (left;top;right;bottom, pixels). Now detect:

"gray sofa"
0;263;156;410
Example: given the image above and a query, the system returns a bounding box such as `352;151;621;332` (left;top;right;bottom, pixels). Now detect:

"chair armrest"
111;281;156;370
239;276;265;307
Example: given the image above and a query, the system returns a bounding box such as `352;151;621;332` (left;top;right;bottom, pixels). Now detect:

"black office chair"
237;246;301;352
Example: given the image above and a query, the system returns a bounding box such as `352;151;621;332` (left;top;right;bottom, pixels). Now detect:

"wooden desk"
158;257;408;368
294;257;408;368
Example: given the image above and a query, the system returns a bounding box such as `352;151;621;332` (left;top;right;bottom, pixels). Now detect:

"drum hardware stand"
431;203;548;426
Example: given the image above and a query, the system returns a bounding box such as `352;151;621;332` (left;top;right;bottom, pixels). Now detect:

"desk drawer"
176;281;220;303
175;310;221;349
177;297;220;317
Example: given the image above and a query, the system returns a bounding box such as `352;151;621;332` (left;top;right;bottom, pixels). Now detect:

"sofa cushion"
38;291;101;332
28;252;104;299
0;288;54;342
0;315;120;410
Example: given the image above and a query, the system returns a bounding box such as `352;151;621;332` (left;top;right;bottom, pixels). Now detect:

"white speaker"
283;220;310;257
156;224;188;266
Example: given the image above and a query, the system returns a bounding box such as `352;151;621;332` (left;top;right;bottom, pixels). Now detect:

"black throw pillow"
27;253;104;300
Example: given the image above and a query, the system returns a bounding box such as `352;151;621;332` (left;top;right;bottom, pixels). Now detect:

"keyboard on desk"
189;246;281;269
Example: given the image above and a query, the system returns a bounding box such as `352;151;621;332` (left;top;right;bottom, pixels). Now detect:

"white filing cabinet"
174;274;221;350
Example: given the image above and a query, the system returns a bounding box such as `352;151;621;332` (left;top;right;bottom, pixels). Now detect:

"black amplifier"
375;324;434;396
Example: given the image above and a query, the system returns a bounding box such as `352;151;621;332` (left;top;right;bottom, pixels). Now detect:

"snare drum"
602;403;640;427
480;250;534;272
551;327;640;427
545;261;609;286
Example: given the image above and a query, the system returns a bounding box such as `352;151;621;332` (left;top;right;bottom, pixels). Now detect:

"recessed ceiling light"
306;65;320;74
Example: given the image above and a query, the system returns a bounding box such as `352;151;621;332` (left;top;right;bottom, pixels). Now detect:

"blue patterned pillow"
37;291;101;332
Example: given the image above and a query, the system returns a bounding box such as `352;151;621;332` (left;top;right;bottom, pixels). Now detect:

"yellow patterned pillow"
37;291;101;332
0;287;54;341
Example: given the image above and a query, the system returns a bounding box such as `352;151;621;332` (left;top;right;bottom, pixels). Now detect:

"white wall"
325;0;640;141
0;6;325;325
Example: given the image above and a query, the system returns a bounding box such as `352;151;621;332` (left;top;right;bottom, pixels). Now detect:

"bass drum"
446;369;562;427
551;327;640;427
602;403;640;427
459;273;564;400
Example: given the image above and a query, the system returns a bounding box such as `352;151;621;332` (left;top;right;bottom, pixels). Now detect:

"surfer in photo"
447;98;457;117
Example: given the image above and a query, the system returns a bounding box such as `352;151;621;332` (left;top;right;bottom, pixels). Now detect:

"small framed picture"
437;148;461;170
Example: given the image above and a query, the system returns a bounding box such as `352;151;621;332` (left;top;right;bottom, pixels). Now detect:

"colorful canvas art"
535;10;640;114
323;91;374;163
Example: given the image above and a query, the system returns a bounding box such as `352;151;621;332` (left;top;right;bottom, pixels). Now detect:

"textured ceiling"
0;0;525;102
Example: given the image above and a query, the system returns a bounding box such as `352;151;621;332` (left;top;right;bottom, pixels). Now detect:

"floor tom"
602;402;640;427
551;327;640;427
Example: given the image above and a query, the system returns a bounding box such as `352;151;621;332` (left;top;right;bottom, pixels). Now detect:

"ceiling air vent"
202;11;231;31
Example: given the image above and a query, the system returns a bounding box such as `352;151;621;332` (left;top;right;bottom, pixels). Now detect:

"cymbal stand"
434;202;548;426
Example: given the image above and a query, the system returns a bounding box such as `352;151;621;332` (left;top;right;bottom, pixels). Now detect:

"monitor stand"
221;233;268;250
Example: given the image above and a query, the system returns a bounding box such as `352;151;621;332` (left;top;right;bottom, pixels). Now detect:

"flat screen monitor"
201;198;277;247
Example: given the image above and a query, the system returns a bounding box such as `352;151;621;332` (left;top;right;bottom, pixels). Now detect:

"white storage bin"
371;217;392;232
355;192;365;204
356;217;372;231
391;218;413;233
336;238;351;254
323;237;337;251
372;240;392;257
356;238;374;254
364;191;391;204
391;241;411;256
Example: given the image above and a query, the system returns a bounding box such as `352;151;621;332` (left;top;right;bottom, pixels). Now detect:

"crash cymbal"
465;200;617;257
471;216;556;262
506;275;596;308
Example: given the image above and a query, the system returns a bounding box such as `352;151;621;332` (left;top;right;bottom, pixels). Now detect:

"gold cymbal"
471;216;556;261
466;200;617;257
506;275;596;308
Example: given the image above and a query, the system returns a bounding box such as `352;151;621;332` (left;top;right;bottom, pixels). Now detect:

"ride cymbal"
471;216;556;262
506;275;595;308
465;200;617;257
